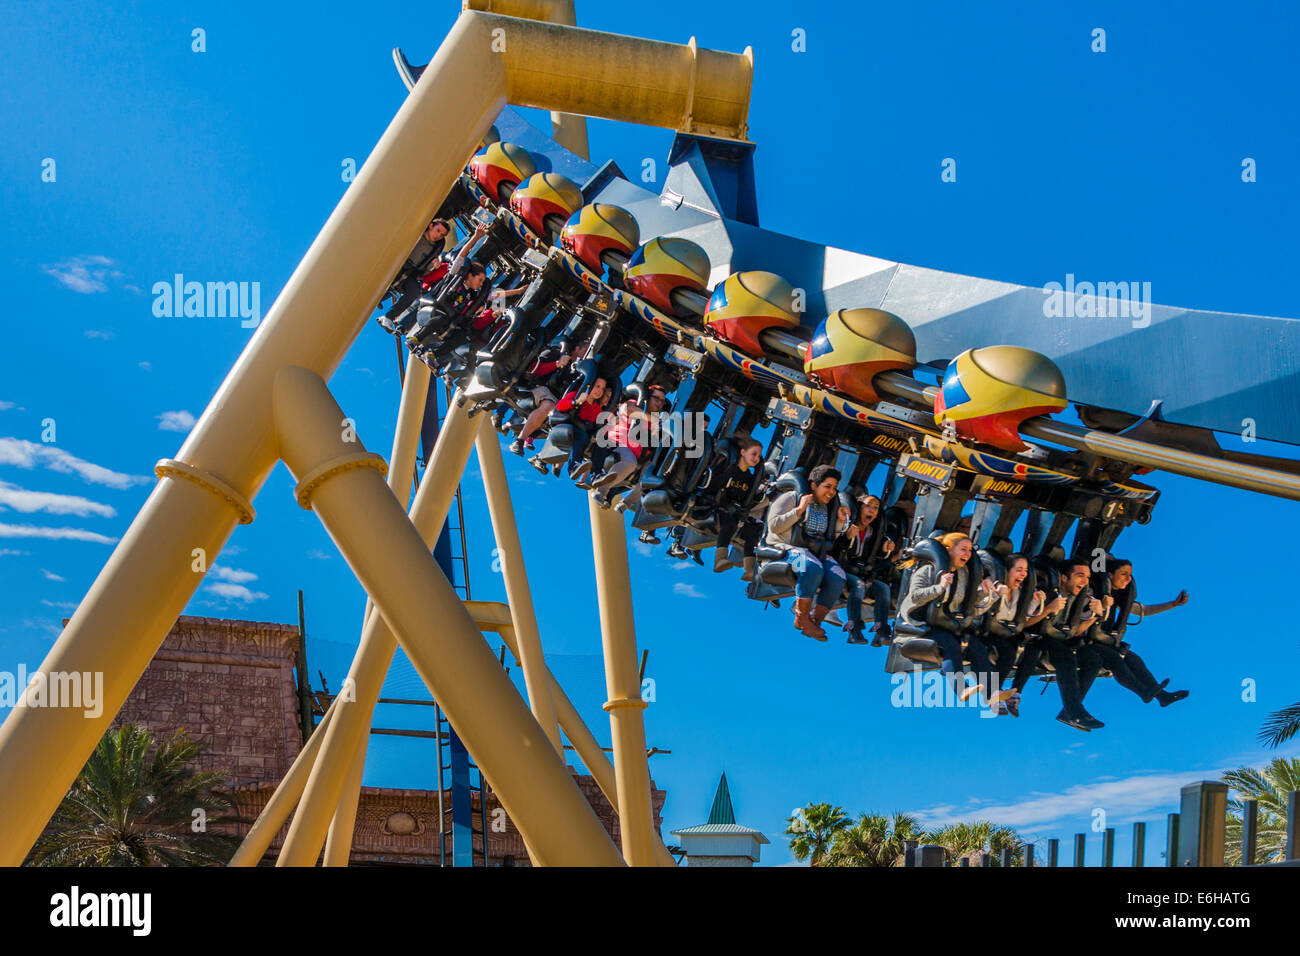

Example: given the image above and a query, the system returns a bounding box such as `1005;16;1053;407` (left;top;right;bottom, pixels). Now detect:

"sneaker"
570;460;592;482
592;469;621;489
509;439;525;457
613;499;628;514
638;530;660;545
666;542;688;560
523;437;535;450
689;549;704;566
1157;689;1189;707
552;462;563;477
377;315;397;333
528;455;550;475
1005;693;1020;718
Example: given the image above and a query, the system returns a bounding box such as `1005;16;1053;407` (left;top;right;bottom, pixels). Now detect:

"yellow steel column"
281;392;479;866
467;602;675;866
228;703;335;867
463;0;590;159
0;14;508;864
273;367;621;865
474;417;563;756
321;358;431;867
588;496;658;866
0;8;753;865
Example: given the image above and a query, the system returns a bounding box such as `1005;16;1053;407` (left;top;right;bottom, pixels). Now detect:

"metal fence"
903;781;1300;867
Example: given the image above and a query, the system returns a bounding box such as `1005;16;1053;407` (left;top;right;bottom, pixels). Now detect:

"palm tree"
26;723;239;866
825;812;927;867
1259;701;1300;749
785;802;851;866
930;820;1027;866
1222;758;1300;865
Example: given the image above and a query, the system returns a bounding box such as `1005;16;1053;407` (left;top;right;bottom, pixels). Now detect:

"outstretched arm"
1134;590;1190;617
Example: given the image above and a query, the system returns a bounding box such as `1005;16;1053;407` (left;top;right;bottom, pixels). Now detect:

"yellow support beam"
0;8;752;863
589;497;659;866
271;367;621;866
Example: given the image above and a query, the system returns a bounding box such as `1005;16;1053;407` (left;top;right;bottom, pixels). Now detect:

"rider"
895;532;998;703
832;493;897;646
984;553;1049;717
763;464;851;642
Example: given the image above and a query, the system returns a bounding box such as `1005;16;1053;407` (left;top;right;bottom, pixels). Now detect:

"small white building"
671;773;769;867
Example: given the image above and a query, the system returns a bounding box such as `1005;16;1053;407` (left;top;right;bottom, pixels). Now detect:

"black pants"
385;275;423;320
1079;643;1162;702
715;513;762;557
932;630;996;698
1015;639;1100;719
985;633;1022;687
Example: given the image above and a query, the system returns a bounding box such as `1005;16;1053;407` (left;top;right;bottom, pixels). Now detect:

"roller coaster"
1;0;1297;867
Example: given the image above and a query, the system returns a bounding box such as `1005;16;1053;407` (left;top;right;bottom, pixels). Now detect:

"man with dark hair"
380;217;455;327
1014;557;1106;731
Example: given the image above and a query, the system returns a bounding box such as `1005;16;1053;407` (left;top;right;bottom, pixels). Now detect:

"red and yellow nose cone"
934;346;1068;452
704;271;799;356
804;308;917;404
623;237;711;315
468;142;536;204
559;203;640;273
509;172;584;238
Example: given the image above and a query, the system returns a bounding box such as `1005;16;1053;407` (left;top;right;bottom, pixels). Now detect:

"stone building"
115;615;667;865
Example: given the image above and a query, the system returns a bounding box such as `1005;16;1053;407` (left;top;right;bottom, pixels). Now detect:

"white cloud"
205;582;268;603
41;600;77;610
0;438;151;489
138;362;152;371
40;255;124;294
0;401;23;412
632;541;653;557
84;330;112;340
157;410;196;433
210;565;257;584
0;480;116;518
307;549;331;560
672;581;705;599
41;569;66;582
910;767;1226;831
0;523;117;544
0;548;30;556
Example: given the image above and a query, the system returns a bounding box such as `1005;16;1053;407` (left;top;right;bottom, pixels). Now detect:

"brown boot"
794;598;827;641
741;556;756;582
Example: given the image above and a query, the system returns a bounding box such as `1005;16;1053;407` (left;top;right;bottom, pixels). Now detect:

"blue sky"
2;0;1299;866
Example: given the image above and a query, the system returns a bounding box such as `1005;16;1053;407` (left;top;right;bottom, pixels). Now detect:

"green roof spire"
706;772;736;825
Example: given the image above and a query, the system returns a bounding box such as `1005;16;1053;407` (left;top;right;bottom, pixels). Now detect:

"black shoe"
1056;710;1093;733
1079;713;1105;730
689;549;704;566
638;530;660;545
509;438;525;457
1157;689;1189;707
846;625;869;645
870;624;892;647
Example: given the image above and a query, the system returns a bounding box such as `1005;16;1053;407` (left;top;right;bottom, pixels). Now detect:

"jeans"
845;574;890;628
565;426;593;477
932;630;995;698
1078;642;1162;702
790;549;846;607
